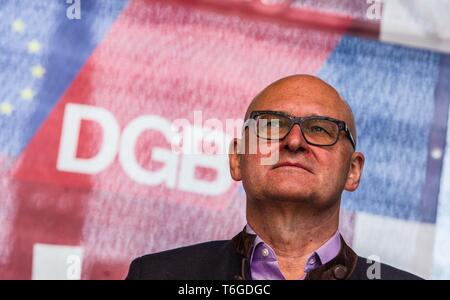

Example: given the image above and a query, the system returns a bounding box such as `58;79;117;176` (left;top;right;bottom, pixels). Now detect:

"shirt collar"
245;223;341;271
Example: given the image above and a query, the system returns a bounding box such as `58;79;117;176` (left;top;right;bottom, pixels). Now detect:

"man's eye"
311;126;327;133
262;120;280;127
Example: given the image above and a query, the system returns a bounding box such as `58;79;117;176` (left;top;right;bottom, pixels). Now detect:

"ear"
229;138;242;181
344;151;365;192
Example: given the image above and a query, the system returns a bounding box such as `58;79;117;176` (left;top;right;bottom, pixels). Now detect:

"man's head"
229;74;364;210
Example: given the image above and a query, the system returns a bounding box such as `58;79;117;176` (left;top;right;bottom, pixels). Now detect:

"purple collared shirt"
245;224;341;280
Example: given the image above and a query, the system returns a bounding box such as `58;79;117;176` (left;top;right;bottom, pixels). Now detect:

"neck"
246;198;340;279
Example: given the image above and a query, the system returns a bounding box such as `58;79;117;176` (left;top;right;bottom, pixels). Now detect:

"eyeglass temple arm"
345;127;356;149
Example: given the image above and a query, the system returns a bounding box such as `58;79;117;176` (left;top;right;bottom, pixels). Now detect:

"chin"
263;188;315;203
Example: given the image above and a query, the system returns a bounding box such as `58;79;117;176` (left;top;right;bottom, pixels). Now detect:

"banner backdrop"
0;0;449;279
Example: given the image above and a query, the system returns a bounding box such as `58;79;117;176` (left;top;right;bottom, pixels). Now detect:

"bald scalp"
245;74;357;146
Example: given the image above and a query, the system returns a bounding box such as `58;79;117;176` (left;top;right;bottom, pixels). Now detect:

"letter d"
57;103;119;174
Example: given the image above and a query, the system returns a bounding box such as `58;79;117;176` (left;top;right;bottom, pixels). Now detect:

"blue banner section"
0;0;128;156
319;35;443;223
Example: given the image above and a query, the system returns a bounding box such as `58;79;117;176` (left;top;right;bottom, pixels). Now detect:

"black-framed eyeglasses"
243;111;356;149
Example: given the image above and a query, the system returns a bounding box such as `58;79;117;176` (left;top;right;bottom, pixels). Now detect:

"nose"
281;124;310;153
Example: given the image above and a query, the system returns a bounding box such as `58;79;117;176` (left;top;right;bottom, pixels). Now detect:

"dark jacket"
126;229;422;280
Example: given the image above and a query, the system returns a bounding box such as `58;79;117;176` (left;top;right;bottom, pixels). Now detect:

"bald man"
126;75;421;280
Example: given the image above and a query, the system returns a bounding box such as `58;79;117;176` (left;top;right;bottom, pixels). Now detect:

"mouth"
272;161;312;173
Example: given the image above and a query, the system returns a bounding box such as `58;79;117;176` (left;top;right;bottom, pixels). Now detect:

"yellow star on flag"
28;40;42;54
20;88;35;101
0;102;14;116
12;19;25;33
31;65;46;78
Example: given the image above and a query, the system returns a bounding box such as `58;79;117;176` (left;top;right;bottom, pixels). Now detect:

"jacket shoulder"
350;256;423;280
125;240;237;280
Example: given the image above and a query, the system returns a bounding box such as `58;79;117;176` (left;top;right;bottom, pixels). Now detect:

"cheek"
245;137;280;162
240;155;269;185
321;155;351;188
241;137;280;174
